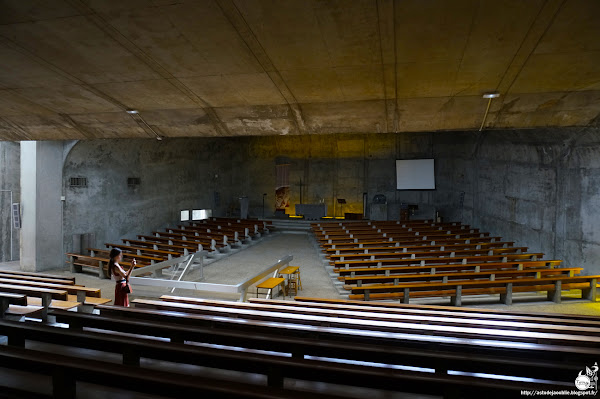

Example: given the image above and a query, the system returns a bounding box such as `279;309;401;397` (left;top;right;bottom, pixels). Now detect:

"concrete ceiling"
0;0;599;140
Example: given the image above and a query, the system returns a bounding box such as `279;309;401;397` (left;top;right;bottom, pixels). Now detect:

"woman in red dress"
107;248;136;307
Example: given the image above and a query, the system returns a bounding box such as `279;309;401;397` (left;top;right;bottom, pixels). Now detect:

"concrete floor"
0;231;599;316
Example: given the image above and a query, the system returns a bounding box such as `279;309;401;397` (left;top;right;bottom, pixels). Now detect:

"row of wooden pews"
313;220;599;305
1;295;596;397
67;217;272;278
0;270;109;322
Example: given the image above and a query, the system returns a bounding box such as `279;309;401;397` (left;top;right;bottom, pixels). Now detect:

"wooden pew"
341;267;582;287
0;269;75;283
347;274;600;304
49;308;597;389
0;292;27;317
315;225;477;237
169;226;232;243
209;217;270;234
325;241;516;255
105;243;180;260
192;221;252;239
0;341;333;399
154;231;221;250
0;271;76;285
0;276;100;300
161;295;599;335
258;297;600;327
328;246;528;262
138;234;204;251
313;220;464;229
335;260;563;277
318;232;489;243
0;283;68;321
129;299;600;347
66;253;149;279
333;252;545;269
320;236;504;249
89;248;163;263
2;315;556;398
124;238;196;255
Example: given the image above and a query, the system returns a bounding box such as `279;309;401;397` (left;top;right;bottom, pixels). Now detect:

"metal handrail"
235;254;293;301
129;254;293;302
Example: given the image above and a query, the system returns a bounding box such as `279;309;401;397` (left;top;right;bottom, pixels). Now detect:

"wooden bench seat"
313;220;464;229
154;231;224;248
0;283;68;321
180;224;237;237
0;269;75;283
257;297;600;327
139;234;206;250
89;248;163;262
333;252;545;269
66;253;150;279
328;246;528;262
69;303;598;393
129;299;600;348
0;317;566;398
347;275;600;305
341;267;582;287
124;238;196;254
162;295;599;335
105;243;180;259
27;297;80;310
321;236;504;249
167;227;231;241
315;226;476;237
0;292;27;317
0;339;329;399
0;276;101;298
318;232;490;243
0;271;75;285
57;304;599;367
65;294;111;306
325;241;516;255
192;222;252;237
334;260;563;276
5;304;44;317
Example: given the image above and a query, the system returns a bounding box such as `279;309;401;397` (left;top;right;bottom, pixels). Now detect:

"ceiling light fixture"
482;92;500;99
479;92;500;131
125;109;164;141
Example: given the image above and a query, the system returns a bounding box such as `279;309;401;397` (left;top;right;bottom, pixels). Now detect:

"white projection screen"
396;159;436;190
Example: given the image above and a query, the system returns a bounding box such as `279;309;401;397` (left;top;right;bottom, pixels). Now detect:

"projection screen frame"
395;158;436;190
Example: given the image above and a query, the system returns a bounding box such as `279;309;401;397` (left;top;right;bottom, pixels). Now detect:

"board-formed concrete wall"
433;127;600;276
62;138;242;255
62;127;600;275
0;141;20;262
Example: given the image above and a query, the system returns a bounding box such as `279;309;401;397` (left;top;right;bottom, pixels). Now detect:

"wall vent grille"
69;177;87;188
127;177;141;187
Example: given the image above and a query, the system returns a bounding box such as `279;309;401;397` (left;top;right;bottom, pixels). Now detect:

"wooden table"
256;277;286;299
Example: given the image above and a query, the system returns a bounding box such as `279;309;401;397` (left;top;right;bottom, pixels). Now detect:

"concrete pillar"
20;141;64;272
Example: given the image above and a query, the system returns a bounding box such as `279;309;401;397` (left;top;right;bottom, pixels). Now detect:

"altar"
295;203;327;220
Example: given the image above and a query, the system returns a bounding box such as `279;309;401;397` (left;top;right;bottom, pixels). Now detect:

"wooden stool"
279;266;302;296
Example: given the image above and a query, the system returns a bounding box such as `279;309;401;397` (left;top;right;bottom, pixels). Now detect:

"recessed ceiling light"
482;92;500;99
126;109;139;114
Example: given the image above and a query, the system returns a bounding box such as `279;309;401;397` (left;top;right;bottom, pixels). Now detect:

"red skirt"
114;281;130;307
